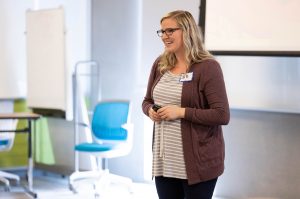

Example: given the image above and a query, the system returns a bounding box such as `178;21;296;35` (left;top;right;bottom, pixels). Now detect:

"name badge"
179;72;193;82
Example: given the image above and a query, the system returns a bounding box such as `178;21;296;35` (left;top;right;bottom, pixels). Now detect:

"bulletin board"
26;8;67;116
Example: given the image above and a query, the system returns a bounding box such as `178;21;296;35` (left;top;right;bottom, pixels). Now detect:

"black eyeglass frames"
156;28;181;37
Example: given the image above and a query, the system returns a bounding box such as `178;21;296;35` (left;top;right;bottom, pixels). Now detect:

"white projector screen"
204;0;300;56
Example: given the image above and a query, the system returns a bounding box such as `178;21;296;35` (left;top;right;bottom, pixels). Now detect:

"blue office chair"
69;100;133;197
0;123;21;191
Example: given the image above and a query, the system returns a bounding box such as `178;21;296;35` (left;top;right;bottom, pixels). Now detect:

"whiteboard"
204;0;300;55
26;8;66;113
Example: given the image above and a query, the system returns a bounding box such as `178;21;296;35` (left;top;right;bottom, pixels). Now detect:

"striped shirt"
152;71;187;179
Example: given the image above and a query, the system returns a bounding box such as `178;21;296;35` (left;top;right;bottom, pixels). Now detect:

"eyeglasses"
156;28;181;37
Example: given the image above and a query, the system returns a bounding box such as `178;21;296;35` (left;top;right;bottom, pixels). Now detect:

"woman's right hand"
148;107;162;122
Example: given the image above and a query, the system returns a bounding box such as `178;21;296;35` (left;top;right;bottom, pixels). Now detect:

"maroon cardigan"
142;58;230;185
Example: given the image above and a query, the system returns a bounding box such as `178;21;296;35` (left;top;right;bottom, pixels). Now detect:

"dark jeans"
155;176;218;199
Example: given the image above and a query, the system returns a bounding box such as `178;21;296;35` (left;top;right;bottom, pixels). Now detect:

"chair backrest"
0;120;17;151
91;101;130;141
0;133;15;151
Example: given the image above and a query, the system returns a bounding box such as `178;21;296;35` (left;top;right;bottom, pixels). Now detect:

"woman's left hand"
157;105;185;121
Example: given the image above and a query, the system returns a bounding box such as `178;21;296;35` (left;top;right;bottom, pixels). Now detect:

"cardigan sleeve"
184;60;230;125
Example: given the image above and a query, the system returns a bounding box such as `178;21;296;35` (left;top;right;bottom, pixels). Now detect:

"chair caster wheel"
4;186;10;192
69;183;77;194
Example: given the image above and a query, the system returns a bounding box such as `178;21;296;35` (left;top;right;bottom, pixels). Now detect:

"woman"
142;10;230;199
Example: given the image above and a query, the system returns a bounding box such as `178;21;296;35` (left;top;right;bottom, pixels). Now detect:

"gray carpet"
0;170;158;199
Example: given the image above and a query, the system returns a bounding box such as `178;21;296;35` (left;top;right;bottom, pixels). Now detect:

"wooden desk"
0;113;41;198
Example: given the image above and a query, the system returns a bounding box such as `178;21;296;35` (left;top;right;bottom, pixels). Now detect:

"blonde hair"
158;10;213;73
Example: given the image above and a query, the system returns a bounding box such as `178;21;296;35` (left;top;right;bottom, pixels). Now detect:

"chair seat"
0;140;9;146
75;142;116;152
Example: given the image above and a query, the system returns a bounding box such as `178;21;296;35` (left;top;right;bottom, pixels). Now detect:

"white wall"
216;110;300;199
91;0;144;181
0;1;31;99
220;56;300;113
139;0;200;84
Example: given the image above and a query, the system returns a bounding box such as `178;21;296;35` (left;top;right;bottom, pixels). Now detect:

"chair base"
0;171;21;191
69;170;104;193
0;177;10;191
105;172;133;193
69;169;133;196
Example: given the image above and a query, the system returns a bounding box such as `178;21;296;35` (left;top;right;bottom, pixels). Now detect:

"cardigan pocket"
193;129;223;170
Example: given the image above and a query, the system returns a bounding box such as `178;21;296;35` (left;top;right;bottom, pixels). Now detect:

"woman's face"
160;18;184;55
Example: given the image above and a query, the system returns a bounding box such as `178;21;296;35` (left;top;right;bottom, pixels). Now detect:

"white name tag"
179;72;193;82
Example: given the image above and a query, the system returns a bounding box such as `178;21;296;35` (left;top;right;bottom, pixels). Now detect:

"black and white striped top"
152;71;187;179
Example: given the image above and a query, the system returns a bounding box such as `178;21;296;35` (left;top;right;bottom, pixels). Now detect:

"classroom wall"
214;56;300;199
216;110;300;199
91;0;145;181
219;56;300;113
0;1;31;99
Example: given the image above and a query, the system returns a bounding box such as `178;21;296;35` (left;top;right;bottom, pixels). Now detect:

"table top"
0;112;41;120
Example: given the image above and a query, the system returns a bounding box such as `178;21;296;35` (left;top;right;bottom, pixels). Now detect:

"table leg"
25;119;37;198
28;157;33;191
